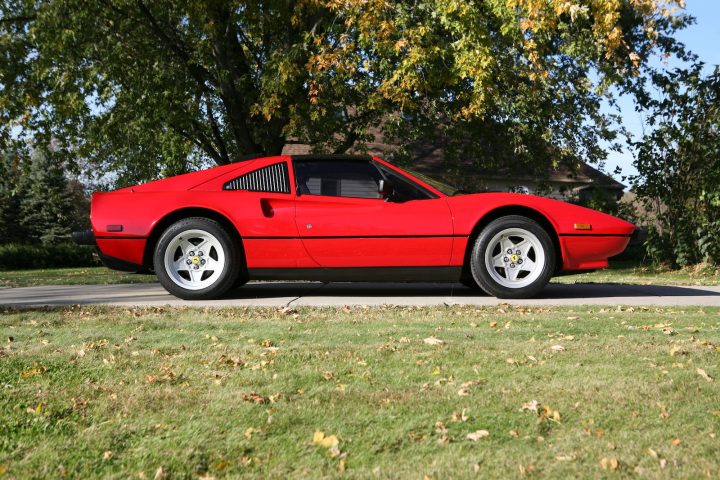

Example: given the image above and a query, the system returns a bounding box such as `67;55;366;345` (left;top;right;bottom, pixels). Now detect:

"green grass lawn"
1;306;719;478
552;262;720;286
1;262;719;288
0;267;157;288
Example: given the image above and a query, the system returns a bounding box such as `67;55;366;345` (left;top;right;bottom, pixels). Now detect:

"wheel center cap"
191;256;200;265
510;254;520;263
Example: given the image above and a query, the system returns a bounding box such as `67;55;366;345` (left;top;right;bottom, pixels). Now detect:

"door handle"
260;198;274;218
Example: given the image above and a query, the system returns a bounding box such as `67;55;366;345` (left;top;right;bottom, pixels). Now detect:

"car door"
292;157;454;267
216;159;317;268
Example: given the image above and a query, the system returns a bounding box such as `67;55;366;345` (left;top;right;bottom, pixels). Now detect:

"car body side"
89;155;635;277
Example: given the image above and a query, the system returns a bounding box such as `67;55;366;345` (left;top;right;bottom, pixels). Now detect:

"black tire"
469;215;555;299
153;217;241;300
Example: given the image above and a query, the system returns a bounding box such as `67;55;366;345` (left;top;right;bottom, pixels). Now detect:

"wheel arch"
142;207;245;268
462;205;563;276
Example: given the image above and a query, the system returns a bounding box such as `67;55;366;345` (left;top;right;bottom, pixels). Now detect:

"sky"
605;0;720;184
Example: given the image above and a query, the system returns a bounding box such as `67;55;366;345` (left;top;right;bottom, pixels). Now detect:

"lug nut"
186;259;192;265
200;259;206;265
510;263;516;268
193;265;199;270
198;251;203;256
503;256;509;262
189;251;195;256
518;259;523;264
507;249;513;254
516;250;521;255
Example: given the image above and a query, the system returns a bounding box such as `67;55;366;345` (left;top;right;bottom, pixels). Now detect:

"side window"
294;160;383;199
224;162;290;193
376;164;436;202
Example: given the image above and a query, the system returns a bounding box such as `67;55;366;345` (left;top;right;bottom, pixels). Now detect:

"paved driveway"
1;282;720;308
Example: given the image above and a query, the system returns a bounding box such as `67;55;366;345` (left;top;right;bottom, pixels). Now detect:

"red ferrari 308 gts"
73;154;642;300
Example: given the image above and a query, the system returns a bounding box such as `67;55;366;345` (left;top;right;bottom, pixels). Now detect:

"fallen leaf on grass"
21;365;47;378
555;454;576;461
242;392;269;404
671;438;681;446
466;430;489;441
521;400;539;412
154;466;166;480
313;431;339;448
551;344;565;352
697;368;714;382
662;327;676;335
539;405;561;423
600;457;620;470
103;451;113;460
669;345;687;356
423;337;445;346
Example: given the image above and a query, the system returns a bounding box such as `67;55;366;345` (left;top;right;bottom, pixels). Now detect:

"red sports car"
73;154;641;300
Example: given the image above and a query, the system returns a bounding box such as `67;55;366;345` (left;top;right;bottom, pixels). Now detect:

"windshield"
404;169;461;196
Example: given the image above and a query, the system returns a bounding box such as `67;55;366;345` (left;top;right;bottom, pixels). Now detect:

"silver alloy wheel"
483;227;545;289
163;229;226;291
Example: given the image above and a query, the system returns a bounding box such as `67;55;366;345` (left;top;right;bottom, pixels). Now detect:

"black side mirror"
378;179;394;199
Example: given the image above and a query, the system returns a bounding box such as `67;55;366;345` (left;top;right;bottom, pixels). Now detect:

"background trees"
2;1;716;269
1;0;689;186
632;65;720;266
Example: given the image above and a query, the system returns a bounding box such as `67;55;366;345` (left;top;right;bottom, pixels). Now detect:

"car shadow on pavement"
225;282;720;299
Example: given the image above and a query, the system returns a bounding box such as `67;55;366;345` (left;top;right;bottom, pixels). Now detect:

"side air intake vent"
224;162;290;193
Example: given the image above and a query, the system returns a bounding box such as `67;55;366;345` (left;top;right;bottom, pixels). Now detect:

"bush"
0;243;98;270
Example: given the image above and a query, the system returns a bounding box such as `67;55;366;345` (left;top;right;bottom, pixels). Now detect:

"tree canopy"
1;0;691;186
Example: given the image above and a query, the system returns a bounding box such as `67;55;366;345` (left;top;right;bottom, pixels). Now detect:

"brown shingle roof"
281;125;625;190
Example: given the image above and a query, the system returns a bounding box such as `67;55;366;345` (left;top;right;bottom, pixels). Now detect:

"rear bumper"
72;229;96;246
97;251;147;273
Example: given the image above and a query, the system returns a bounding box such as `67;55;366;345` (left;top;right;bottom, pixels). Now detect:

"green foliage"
0;150;25;243
0;243;96;270
632;65;720;267
18;149;75;244
0;1;691;187
0;146;89;246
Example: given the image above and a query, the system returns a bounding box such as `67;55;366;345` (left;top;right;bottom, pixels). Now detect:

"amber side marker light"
573;223;592;230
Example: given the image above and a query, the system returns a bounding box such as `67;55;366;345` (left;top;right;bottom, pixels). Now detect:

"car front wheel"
470;215;555;299
154;217;240;300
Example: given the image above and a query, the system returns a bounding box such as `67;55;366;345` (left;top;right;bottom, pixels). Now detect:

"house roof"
281;126;625;191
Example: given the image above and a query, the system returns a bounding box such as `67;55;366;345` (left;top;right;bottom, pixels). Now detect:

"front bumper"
629;228;648;246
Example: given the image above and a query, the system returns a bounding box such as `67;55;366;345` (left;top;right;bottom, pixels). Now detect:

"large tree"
1;0;691;186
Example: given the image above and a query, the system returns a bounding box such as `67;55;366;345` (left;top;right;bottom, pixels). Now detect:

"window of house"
224;162;290;193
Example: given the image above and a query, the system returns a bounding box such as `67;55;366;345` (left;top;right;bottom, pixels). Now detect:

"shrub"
0;243;98;270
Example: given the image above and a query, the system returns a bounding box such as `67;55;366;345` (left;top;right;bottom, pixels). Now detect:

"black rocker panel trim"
247;266;463;282
244;234;467;240
558;233;632;237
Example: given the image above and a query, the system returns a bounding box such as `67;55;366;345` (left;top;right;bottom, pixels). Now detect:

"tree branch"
205;98;230;164
134;1;216;92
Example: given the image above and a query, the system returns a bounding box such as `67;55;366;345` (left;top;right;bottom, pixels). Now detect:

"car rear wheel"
470;215;555;299
154;217;240;300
